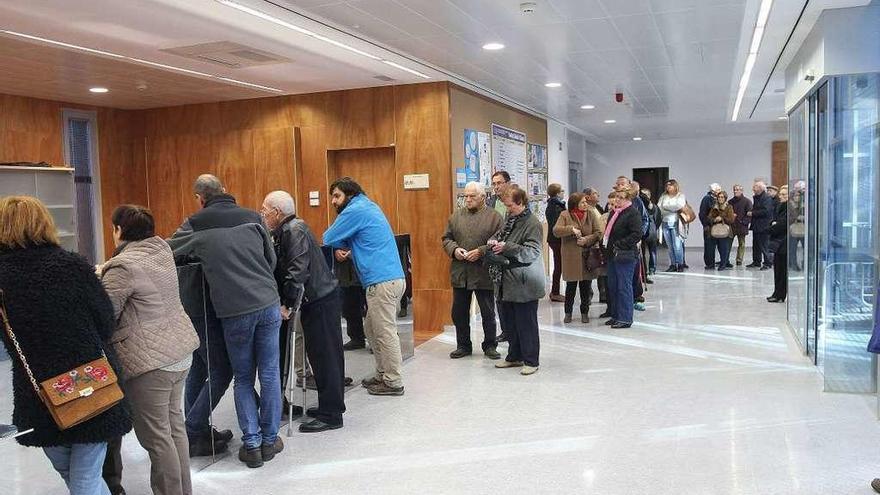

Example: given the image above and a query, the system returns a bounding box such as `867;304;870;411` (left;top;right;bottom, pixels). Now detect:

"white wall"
586;133;785;247
785;3;880;110
547;120;568;189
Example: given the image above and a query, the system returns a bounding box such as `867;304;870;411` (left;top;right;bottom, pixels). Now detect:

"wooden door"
772;140;789;188
328;147;398;232
633;167;669;203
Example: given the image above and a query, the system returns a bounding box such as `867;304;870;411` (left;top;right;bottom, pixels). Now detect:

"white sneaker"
520;365;539;375
495;360;524;369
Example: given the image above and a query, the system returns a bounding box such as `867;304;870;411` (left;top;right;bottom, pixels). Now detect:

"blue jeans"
221;305;282;449
185;306;233;440
662;222;685;266
607;253;637;325
43;443;110;495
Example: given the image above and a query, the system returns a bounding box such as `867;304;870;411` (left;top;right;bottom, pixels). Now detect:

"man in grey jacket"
442;182;503;360
168;174;282;469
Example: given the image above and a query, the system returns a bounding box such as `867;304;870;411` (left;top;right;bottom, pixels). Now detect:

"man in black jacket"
747;181;774;270
169;175;282;468
698;183;722;269
261;190;346;433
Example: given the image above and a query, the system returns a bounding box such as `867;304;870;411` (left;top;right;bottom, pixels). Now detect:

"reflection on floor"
3;268;880;494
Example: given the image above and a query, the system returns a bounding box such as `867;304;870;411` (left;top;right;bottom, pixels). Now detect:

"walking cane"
286;284;305;438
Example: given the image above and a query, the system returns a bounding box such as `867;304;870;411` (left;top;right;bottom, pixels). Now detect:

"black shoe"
767;297;784;303
397;307;407;318
261;437;284;462
726;263;734;268
361;376;381;388
344;376;354;386
343;340;366;351
746;263;761;268
870;478;880;493
109;487;126;495
681;263;689;269
645;278;654;284
212;427;234;443
238;446;263;468
449;348;472;359
188;435;228;458
676;265;685;272
603;319;616;326
366;381;405;396
281;403;304;420
497;333;509;342
665;266;678;272
299;418;343;433
599;311;612;318
704;265;715;270
611;322;632;329
760;266;771;271
483;347;501;360
736;261;743;266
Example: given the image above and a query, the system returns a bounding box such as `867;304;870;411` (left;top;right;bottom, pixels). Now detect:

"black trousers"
752;232;772;266
340;286;367;344
102;436;123;494
564;280;592;315
500;300;540;367
300;293;346;425
549;242;562;296
703;229;716;267
452;288;497;351
772;249;788;300
597;276;608;303
632;257;644;300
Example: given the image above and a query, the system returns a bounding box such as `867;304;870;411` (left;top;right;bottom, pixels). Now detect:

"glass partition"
788;72;880;392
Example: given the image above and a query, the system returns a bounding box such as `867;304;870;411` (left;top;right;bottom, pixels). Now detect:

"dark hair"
112;205;155;242
329;177;364;198
567;192;585;211
502;185;528;206
491;171;511;183
547;183;562;197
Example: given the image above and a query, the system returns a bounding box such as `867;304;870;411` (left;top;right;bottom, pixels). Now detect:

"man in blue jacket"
699;183;722;269
748;180;775;270
323;177;406;396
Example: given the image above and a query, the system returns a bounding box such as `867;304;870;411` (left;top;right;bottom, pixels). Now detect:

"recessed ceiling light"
731;0;774;121
89;87;109;93
604;119;616;124
545;82;562;88
580;104;595;110
632;137;642;141
778;115;788;120
482;42;505;50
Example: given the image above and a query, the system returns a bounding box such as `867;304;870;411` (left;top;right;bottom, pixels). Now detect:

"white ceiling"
0;0;862;140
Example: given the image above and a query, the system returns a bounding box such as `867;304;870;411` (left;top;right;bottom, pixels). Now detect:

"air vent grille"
161;41;289;69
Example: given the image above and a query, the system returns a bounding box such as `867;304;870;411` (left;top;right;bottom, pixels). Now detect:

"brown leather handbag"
0;290;124;430
583;245;607;272
680;204;697;224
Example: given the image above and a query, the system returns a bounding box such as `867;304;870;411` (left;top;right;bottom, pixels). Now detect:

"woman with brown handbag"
552;192;602;323
657;179;689;272
707;191;736;271
0;196;132;495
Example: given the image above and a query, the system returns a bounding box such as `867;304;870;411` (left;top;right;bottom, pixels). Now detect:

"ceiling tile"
547;0;607;20
446;0;565;28
654;9;699;45
349;0;448;38
598;0;652;17
693;4;746;42
570;18;626;50
629;46;672;69
612;14;665;48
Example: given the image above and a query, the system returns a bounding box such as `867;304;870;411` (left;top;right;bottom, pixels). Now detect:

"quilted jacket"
100;236;199;381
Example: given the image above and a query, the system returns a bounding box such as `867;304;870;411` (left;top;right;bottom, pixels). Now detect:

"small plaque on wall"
404;174;429;190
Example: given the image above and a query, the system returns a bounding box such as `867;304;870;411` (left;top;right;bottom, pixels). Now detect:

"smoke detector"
520;2;537;13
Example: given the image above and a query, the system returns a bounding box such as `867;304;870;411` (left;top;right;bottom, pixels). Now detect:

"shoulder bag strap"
0;290;43;396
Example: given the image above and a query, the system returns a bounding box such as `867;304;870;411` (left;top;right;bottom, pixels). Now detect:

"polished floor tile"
3;266;880;494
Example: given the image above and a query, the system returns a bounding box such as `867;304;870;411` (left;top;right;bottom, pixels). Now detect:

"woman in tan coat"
552;193;603;323
707;190;737;271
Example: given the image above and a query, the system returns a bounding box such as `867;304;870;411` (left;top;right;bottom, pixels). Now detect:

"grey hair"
193;174;225;202
710;183;721;192
754;180;767;191
264;190;296;216
583;187;598;196
464;181;485;196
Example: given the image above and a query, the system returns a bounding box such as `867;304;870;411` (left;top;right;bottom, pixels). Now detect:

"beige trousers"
125;368;192;495
364;279;406;388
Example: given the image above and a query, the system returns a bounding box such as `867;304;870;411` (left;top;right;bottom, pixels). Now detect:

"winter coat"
490;212;546;303
545;197;566;245
168;194;278;319
605;205;643;256
658;193;687;225
769;201;789;254
441;205;503;290
750;191;774;234
100;237;199;381
552;209;602;281
729;195;753;236
699;191;716;228
708;203;736;238
0;245;132;448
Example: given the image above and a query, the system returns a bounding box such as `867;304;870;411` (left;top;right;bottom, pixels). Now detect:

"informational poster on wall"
527;143;547;170
463;129;480;184
491;123;527;188
477;131;491;188
528;173;547;197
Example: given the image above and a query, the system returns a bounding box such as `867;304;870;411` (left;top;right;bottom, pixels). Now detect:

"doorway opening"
633;167;670;203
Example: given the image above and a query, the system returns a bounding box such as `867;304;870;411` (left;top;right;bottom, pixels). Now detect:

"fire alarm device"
615;92;624;103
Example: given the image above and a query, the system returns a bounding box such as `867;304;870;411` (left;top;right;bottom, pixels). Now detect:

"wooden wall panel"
0;94;64;165
175;134;213;221
772;140;789;187
297;125;332;236
253;127;296;205
329;147;398;232
213;130;257;209
145;137;183;237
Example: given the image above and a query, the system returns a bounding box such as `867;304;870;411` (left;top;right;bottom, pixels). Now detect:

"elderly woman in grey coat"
100;205;199;495
487;186;546;375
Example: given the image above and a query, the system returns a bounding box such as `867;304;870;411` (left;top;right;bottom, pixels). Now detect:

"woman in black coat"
602;189;644;329
544;183;566;302
0;196;131;495
768;186;790;303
